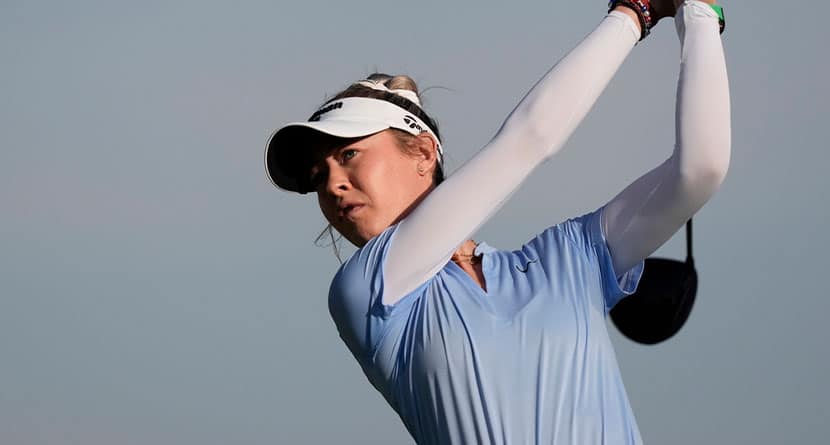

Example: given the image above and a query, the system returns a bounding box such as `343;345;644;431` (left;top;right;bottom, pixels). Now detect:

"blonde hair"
335;73;420;101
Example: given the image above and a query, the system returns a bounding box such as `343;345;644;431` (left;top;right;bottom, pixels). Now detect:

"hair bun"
362;73;421;105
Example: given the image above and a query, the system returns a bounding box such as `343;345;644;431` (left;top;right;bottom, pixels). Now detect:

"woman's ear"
414;132;438;174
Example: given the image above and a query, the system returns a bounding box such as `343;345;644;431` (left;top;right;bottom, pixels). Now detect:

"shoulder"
330;224;399;303
328;224;417;361
327;224;401;346
521;208;605;259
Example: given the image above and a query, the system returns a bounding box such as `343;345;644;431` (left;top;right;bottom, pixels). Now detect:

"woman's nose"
325;166;350;196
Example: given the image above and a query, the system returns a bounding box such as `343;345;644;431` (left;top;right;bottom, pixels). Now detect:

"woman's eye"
340;149;357;162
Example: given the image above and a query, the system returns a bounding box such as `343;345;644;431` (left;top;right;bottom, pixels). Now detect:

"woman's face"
309;130;435;247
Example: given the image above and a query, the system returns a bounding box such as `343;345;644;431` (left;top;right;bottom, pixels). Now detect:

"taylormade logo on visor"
309;101;343;122
403;115;423;132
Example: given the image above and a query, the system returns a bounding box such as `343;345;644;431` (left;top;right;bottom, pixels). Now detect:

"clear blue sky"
2;1;828;443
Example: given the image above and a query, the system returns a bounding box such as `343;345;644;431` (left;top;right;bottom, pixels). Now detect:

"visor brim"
265;120;389;193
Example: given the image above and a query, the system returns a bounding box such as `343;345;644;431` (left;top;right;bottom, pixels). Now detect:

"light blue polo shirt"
328;208;645;444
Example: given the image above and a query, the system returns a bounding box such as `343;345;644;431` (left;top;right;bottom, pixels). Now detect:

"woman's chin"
338;213;397;247
350;225;386;247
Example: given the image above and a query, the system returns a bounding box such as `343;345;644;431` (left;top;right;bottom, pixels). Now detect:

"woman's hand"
676;0;717;6
650;0;678;22
651;0;720;23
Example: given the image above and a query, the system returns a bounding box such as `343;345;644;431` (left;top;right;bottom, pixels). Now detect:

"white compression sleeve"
603;0;731;274
381;12;641;306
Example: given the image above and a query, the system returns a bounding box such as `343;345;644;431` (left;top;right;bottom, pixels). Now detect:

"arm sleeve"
602;0;731;273
381;11;642;306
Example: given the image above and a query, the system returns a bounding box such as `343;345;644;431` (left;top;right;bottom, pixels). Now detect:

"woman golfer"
265;0;729;443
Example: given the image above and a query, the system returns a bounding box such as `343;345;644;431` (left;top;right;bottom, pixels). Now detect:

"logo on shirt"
515;258;538;273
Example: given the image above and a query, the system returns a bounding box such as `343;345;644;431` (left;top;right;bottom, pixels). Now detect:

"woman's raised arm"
602;1;730;274
382;11;643;305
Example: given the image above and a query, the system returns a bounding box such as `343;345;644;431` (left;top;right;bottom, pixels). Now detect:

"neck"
451;239;480;265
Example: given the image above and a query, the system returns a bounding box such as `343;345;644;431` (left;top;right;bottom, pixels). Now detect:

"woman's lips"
341;204;364;220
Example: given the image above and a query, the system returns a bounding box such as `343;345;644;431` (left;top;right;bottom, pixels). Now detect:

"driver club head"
610;257;698;345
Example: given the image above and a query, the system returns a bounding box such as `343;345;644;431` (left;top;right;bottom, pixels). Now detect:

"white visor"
265;97;442;193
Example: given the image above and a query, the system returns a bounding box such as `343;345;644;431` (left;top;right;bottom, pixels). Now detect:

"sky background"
2;0;828;443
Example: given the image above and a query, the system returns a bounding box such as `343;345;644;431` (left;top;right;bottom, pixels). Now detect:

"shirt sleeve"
327;224;425;375
559;206;644;311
